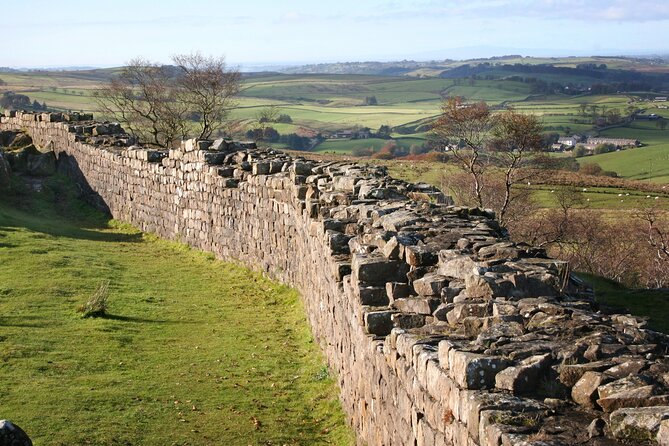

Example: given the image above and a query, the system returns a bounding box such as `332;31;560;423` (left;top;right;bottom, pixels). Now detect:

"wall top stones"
3;110;669;445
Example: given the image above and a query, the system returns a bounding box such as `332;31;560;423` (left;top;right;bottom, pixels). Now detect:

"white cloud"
359;0;669;22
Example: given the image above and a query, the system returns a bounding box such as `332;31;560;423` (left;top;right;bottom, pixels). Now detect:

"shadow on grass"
577;273;669;334
0;315;50;328
100;313;171;324
0;158;144;244
0;220;143;244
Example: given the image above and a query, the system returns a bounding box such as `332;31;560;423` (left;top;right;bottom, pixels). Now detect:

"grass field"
0;178;353;446
581;122;669;183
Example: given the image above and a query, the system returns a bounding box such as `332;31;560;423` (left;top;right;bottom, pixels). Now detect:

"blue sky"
3;0;669;68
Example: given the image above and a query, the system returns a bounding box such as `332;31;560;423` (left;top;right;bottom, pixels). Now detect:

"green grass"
577;273;669;334
582;125;669;183
0;177;353;446
530;185;669;209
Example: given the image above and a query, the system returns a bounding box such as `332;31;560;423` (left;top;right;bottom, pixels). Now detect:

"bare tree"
95;58;188;147
96;54;240;147
432;97;492;208
431;98;543;226
489;109;543;225
638;207;669;262
256;105;279;124
172;53;240;140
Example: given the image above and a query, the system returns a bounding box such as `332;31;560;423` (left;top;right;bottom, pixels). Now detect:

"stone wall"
2;111;669;446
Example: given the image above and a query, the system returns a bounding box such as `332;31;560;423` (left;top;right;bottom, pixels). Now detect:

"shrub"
78;280;110;317
351;146;374;157
579;163;603;176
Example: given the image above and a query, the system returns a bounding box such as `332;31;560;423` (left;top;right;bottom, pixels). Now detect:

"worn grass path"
0;179;354;446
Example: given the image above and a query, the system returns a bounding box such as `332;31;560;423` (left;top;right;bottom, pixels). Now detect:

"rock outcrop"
2;110;668;446
0;420;33;446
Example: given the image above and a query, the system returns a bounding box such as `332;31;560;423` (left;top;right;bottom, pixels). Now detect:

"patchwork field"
2;66;669;185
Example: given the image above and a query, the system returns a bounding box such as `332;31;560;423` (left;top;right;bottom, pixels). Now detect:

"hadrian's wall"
3;111;669;446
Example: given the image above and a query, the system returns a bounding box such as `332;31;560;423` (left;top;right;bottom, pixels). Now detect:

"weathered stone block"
572;371;609;409
392;297;439;315
351;253;410;286
438;250;477;279
495;353;552;395
413;273;448;296
365;310;397;335
386;282;412;301
609;406;669;442
448;350;509;390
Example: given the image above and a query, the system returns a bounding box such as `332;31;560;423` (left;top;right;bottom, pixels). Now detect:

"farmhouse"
326;128;372;139
587;137;640;148
654;96;668;102
557;136;579;147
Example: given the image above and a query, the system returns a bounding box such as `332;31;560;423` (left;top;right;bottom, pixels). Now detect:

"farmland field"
2;64;669;185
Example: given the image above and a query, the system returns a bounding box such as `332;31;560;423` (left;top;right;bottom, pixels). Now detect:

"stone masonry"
2;110;669;446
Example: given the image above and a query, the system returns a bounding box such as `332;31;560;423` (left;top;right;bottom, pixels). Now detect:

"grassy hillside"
0;178;353;446
575;121;669;182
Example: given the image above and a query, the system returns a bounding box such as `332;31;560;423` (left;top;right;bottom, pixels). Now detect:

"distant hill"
280;55;669;77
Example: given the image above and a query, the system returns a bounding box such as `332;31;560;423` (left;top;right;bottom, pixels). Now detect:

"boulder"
572;371;610;409
4;145;56;176
0;420;32;446
609;406;669;442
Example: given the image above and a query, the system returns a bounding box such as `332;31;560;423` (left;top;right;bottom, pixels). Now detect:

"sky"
2;0;669;68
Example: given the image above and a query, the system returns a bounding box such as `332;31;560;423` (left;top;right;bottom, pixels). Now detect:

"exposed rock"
4;145;56;176
572;371;609;408
8;132;32;148
609;406;669;442
587;418;606;438
413;273;448;296
0;420;32;446
495;353;552;395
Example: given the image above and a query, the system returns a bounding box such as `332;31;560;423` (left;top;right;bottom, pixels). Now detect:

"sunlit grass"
0;178;353;446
